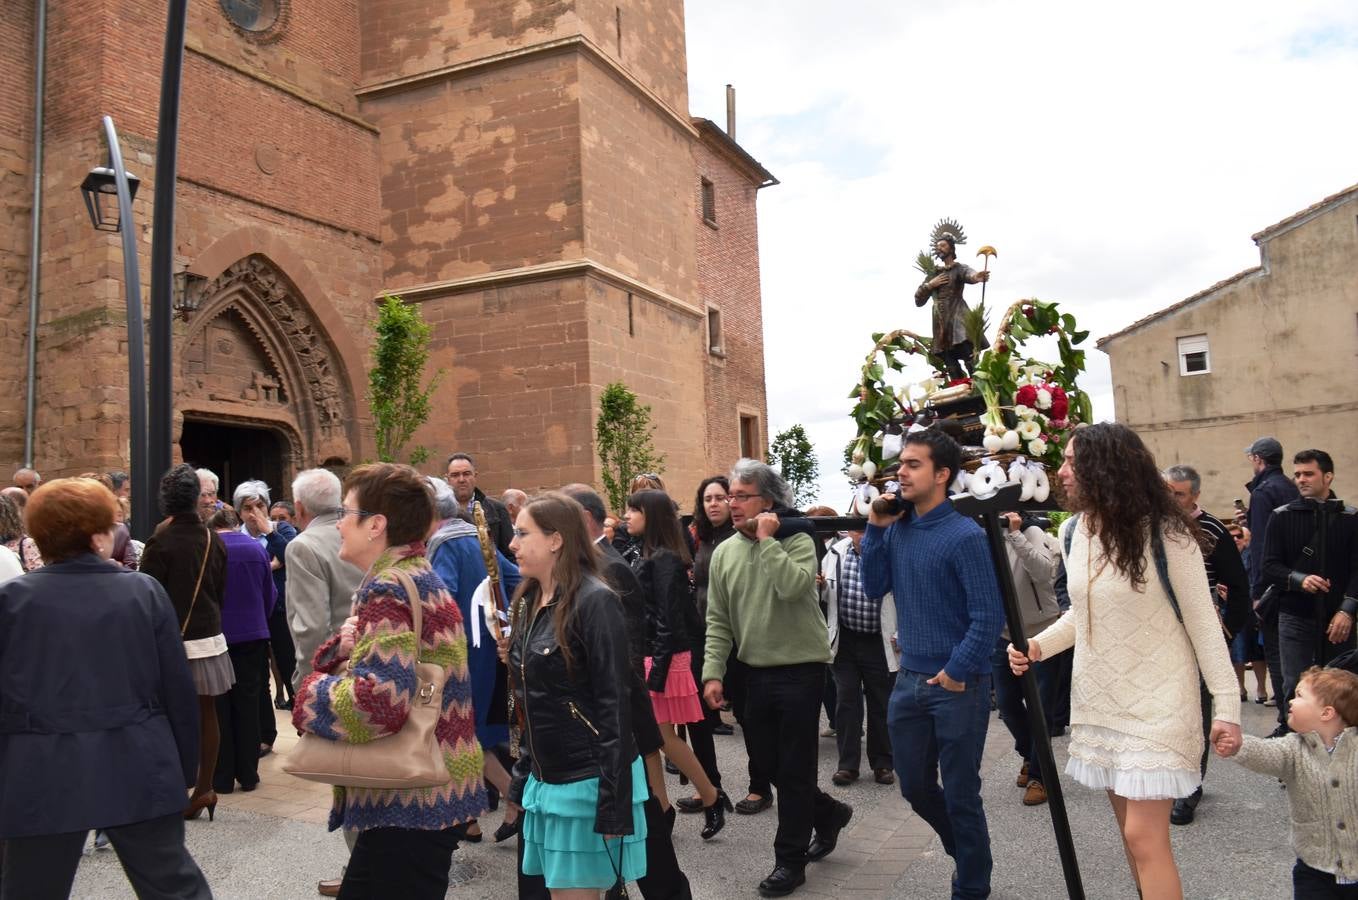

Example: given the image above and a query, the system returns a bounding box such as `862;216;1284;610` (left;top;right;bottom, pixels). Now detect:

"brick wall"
694;139;770;474
578;54;696;302
0;3;34;467
412;276;596;497
364;51;584;291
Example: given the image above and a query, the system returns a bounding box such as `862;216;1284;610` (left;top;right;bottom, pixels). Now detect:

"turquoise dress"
520;755;648;889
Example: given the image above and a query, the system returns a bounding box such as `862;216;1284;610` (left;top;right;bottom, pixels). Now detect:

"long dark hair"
1069;423;1198;588
508;492;601;675
692;476;731;543
626;489;691;565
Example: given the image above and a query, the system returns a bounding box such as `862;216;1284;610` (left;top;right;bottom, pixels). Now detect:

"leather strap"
180;528;213;637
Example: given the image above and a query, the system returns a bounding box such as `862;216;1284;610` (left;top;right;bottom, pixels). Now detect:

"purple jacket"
218;531;276;644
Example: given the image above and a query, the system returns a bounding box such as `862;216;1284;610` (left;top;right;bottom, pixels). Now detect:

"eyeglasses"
512;527;557;539
726;493;762;504
338;506;372;520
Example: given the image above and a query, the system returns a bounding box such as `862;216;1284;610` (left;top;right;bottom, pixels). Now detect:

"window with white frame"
1177;334;1210;376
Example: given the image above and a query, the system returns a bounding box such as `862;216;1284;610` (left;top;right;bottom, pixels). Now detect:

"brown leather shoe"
317;878;342;897
830;769;858;786
1022;779;1048;806
1016;762;1030;788
873;767;895;785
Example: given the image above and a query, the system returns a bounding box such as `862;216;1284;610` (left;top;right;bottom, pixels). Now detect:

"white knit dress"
1032;518;1242;800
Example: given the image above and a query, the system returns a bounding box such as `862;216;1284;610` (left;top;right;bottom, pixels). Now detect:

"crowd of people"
0;426;1354;900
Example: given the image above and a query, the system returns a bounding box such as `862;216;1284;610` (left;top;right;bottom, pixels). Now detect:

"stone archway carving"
177;254;357;467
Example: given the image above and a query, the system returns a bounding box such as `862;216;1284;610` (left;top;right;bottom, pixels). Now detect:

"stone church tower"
1;0;773;508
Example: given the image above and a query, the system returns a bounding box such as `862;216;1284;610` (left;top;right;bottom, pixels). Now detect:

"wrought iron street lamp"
81;116;151;541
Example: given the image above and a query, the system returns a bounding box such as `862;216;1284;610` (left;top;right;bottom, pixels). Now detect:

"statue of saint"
914;230;990;381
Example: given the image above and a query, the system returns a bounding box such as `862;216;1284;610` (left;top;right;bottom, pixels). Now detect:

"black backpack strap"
1151;521;1184;624
1062;513;1080;557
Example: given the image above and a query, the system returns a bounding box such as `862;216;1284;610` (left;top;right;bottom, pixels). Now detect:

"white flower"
1014;404;1035;420
1017;420;1041;441
1028;438;1048;456
1035;388;1052;410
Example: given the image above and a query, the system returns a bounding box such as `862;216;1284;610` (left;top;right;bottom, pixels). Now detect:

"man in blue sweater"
863;429;1003;900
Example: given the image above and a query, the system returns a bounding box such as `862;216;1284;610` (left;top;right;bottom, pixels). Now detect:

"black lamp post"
81;116;152;540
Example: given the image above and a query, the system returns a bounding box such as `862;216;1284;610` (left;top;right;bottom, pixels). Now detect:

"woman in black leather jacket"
507;492;648;894
624;489;730;841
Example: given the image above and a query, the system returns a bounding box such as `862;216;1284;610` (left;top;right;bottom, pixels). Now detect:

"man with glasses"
702;459;851;897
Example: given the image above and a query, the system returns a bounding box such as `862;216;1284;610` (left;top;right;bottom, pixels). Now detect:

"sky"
683;0;1358;510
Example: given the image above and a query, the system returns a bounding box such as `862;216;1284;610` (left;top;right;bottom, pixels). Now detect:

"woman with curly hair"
1008;423;1241;900
140;464;231;822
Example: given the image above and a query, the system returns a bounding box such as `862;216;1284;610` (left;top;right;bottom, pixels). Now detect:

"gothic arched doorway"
175;254;358;495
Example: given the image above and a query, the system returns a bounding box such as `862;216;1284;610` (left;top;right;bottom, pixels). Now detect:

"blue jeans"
889;669;993;900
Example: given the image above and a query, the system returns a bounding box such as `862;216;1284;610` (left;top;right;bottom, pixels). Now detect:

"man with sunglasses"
702;459;851;897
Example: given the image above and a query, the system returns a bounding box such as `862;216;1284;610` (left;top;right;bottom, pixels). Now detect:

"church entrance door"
180;418;288;503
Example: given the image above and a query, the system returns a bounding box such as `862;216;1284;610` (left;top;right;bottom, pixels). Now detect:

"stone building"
1;0;773;510
1098;182;1358;514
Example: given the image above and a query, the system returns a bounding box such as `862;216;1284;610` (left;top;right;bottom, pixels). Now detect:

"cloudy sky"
684;0;1358;509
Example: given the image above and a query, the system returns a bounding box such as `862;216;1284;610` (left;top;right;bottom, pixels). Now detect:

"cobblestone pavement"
72;692;1291;898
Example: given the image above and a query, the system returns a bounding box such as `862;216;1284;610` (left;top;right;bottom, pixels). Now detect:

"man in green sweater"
702;459;853;898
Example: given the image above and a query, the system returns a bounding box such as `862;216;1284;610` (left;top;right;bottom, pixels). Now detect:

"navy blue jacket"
0;555;199;837
1247;466;1299;600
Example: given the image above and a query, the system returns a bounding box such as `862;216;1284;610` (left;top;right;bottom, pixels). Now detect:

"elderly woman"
141;464;231;821
0;493;25;582
293;463;486;899
207;505;277;795
427;477;523;842
233;479;298;721
0;478;209;898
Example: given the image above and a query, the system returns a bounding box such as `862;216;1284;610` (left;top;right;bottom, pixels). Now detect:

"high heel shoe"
494;817;520;843
700;789;732;840
184;791;218;822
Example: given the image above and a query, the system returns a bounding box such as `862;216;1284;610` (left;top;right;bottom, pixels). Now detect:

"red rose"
1049;386;1069;420
1015;384;1038;407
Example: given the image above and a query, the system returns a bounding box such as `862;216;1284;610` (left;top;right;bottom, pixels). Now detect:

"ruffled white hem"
1066;724;1200;800
1065;757;1200;800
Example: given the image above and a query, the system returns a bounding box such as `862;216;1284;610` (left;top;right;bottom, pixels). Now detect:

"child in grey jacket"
1215;665;1358;897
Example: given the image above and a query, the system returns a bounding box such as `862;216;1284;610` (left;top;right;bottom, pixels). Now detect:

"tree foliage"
768;424;820;507
595;382;665;514
368;294;442;465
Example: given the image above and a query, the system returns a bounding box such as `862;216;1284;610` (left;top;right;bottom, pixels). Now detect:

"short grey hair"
1163;464;1201;495
232;479;271;510
196;468;219;493
427;475;459;520
729;458;795;509
292;468;341;516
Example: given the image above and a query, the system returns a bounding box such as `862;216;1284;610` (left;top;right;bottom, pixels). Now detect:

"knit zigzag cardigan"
293;543;487;832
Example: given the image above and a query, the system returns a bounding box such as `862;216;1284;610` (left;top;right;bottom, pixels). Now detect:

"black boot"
1170;788;1202;825
758;866;805;897
701;789;733;840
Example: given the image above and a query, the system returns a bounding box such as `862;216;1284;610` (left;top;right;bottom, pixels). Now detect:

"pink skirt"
644;650;704;725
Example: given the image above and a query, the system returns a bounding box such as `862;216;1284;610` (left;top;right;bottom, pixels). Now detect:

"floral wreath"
847;299;1092;477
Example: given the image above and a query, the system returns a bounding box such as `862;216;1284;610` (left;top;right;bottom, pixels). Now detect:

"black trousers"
1293;859;1358;899
685;646;722;788
259;605;295;745
339;826;461;900
215;638;269;791
832;629;896;772
0;812;209;900
744;662;843;868
1262;609;1288;727
725;653;772;797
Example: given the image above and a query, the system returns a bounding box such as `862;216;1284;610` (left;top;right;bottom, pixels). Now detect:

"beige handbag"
283;567;452;789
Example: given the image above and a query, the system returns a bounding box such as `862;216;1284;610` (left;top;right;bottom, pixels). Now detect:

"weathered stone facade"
1;0;772;511
1099;183;1358;514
